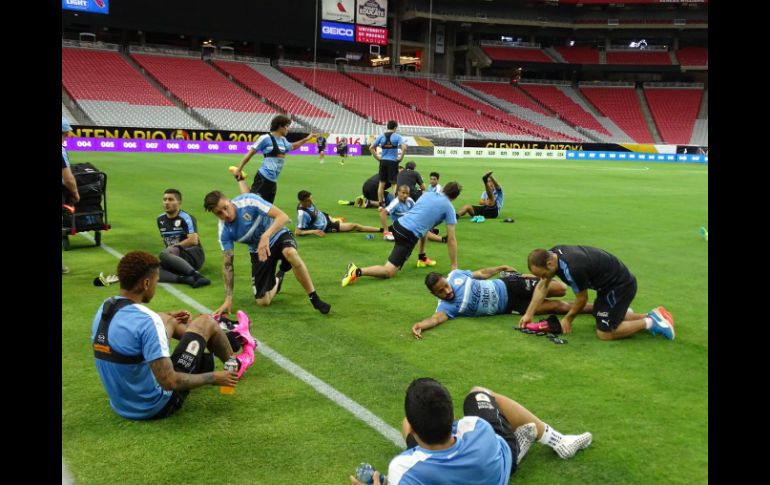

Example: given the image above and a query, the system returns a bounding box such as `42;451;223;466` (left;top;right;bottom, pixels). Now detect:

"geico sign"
322;26;353;36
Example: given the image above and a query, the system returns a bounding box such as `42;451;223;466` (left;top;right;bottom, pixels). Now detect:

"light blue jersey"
91;298;172;420
218;193;288;253
371;131;405;162
397;191;457;238
388;416;512;485
481;188;504;211
250;134;294;182
62;146;70;186
296;204;329;231
436;270;508;319
384;197;415;223
427;183;442;194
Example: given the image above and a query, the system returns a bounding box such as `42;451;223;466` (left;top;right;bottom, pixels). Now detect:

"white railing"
127;44;200;58
455;75;510;83
61;39;120;51
211;53;271;64
276;59;338;71
643;82;705;89
519;78;571;86
479;40;542;49
607;45;668;52
400;70;450;80
578;80;635;87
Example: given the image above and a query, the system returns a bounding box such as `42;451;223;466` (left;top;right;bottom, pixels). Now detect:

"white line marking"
78;234;404;447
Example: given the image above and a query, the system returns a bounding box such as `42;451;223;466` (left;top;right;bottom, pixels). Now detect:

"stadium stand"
580;85;654;143
675;47;708;67
481;46;555;63
643;86;703;145
62;103;76;124
553;46;601;65
518;84;610;136
62;47;204;129
605;51;672;65
130;53;279;130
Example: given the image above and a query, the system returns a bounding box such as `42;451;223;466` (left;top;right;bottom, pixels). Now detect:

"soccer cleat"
93;272;119;287
311;296;331;314
338;199;353;205
554;432;592;459
525;321;550;333
647;306;675;340
341;263;358;287
63;204;76;214
62;265;70;274
228;166;247;181
383;231;395;241
232;310;257;379
354;195;365;207
191;275;211;288
416;257;437;268
514;423;538;464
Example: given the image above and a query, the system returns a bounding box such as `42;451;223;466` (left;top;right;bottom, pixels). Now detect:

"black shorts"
363;184;379;202
338;147;348;156
463;391;520;475
387;220;419;269
323;213;340;233
594;277;637;331
250;231;297;298
179;245;205;270
250;172;277;204
501;272;539;315
379;160;399;185
150;332;209;419
472;205;499;219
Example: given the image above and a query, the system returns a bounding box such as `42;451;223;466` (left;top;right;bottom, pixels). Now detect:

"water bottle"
219;356;239;395
355;463;386;484
365;234;375;240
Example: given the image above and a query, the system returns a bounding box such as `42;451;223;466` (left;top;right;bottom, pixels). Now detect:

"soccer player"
156;189;210;288
203;190;331;315
316;134;327;164
380;185;445;244
341;182;461;286
411;266;593;339
396;161;426;201
337;137;349;166
370;120;407;207
338;172;397;208
520;246;675;340
91;251;256;420
348;378;592;484
457;172;504;220
427;171;442;194
229;114;315;203
295;190;381;237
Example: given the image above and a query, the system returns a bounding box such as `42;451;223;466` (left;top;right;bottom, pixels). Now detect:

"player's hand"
169;310;191;324
500;265;515;273
257;236;271;262
560;317;573;334
349;471;383;485
518;313;533;328
214;301;232;317
412;323;423;340
315;230;325;237
213;370;239;386
71;192;80;204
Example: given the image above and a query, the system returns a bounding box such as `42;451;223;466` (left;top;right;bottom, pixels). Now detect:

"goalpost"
379;124;466;157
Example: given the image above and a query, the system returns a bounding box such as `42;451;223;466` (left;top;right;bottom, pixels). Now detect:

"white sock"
644;317;653;330
538;423;563;448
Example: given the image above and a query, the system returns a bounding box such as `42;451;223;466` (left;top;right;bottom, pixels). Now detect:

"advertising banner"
322;0;355;23
321;21;356;42
356;0;387;27
355;25;387;45
63;138;361;156
62;0;109;15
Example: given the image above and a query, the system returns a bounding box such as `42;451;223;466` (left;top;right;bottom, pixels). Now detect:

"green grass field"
61;152;708;484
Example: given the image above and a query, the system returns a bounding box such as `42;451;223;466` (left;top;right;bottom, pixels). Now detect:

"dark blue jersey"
551;245;634;293
157;210;199;248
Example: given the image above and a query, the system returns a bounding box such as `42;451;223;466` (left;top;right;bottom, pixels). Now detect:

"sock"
378;228;384;232
538;423;564;449
347;201;354;205
355;268;362;277
179;275;195;285
418;253;427;261
644;317;653;329
441;236;448;243
309;291;331;314
275;271;285;295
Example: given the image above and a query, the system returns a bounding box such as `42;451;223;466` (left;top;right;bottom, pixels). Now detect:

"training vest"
382;132;397;149
263;134;285;158
93;298;144;364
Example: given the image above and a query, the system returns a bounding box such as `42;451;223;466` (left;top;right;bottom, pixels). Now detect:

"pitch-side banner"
356;0;387;27
323;0;355;23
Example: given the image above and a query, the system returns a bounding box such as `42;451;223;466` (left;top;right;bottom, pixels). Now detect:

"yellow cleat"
416;257;437;268
341;262;358;287
228;166;247;181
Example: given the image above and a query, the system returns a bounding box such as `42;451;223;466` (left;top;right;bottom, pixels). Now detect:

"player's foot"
647;306;675;340
232;310;257;379
338;199;354;205
554;432;592;459
275;271;285;295
341;263;358;287
310;295;331;314
525;321;550;332
383;231;395;241
430;227;440;235
228;166;247;181
514;423;538;464
416;257;437;268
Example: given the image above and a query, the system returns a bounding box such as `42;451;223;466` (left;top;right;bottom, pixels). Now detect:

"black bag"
70;163;105;208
